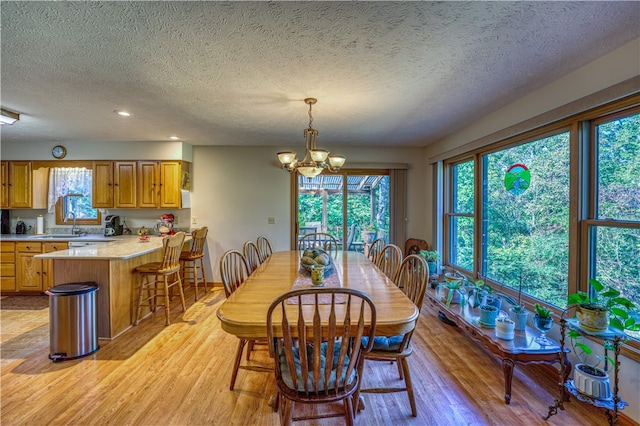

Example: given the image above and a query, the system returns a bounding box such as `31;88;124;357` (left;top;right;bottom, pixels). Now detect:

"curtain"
48;167;92;213
389;169;407;247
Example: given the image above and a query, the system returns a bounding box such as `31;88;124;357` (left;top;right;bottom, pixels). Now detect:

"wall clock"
52;145;67;159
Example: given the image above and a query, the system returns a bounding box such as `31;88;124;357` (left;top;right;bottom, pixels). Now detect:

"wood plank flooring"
1;289;636;426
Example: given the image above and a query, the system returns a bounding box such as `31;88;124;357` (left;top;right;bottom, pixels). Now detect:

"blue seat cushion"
362;334;404;352
279;341;355;392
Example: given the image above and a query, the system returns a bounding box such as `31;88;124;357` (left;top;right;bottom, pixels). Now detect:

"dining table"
216;250;420;340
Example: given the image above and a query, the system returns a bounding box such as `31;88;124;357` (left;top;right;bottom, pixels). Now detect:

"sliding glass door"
296;171;390;252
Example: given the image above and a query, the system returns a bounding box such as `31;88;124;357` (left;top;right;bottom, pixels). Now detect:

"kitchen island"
36;234;191;340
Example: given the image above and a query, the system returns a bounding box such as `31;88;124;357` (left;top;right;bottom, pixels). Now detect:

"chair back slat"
376;244;403;281
392;254;428;351
159;232;186;272
256;236;273;262
266;288;377;400
367;238;385;264
243;240;261;273
187;227;208;258
298;233;339;257
220;250;250;298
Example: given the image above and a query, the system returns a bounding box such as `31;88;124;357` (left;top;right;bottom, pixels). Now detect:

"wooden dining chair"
180;226;208;301
367;238;385;265
257;235;273;263
375;243;403;281
266;288;377;426
354;254;427;417
134;232;186;326
243;240;261;273
298;232;339;257
219;249;266;390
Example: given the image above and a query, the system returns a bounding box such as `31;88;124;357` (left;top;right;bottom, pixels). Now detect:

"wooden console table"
424;286;571;404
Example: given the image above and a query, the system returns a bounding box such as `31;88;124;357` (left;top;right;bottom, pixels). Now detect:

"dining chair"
375;243;403;281
354;254;427;417
257;235;273;263
298;232;339;257
243;240;261;273
180;226;208;301
134;232;186;326
219;249;266;390
266;288;377;426
367;238;385;265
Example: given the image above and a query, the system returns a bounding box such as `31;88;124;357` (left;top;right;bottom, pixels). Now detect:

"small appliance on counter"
155;213;175;236
104;215;123;236
1;210;10;235
16;220;30;234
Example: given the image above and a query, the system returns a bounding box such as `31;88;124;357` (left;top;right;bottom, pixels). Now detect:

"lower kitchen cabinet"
12;241;68;293
1;241;16;291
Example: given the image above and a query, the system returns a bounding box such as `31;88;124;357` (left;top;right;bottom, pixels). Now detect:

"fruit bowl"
300;248;333;273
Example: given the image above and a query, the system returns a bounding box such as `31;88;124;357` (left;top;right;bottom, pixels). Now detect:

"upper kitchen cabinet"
93;161;136;208
1;161;32;209
137;161;183;209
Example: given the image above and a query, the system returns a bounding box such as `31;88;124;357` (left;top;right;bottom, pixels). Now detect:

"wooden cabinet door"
17;252;43;291
159;161;181;208
137;161;159;208
43;242;68;291
92;161;114;208
8;161;32;208
0;161;8;209
114;161;137;208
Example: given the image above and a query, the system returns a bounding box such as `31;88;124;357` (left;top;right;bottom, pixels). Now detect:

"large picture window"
483;132;570;308
443;99;640;346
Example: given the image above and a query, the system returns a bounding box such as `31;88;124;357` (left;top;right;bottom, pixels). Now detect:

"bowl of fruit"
300;248;332;273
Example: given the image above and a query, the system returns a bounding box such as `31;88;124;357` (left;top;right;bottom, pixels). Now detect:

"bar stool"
134;232;186;326
180;226;208;300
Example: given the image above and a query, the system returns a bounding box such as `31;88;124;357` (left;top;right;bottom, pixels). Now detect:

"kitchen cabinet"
16;241;43;291
1;161;32;209
92;161;136;208
13;241;68;293
138;161;182;208
1;241;16;291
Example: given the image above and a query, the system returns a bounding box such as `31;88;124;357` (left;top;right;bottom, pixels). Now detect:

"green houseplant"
533;303;554;345
568;329;616;399
568;278;638;332
420;250;440;276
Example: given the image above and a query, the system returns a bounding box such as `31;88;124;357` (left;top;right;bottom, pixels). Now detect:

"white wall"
422;37;640;422
191;145;427;282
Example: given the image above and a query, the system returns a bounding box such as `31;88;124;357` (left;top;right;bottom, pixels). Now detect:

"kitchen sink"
30;234;82;239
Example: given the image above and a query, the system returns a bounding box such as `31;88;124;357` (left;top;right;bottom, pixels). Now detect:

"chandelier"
277;98;345;178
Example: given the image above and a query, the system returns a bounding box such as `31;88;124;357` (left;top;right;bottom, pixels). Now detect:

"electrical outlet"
192;216;198;225
268;217;276;224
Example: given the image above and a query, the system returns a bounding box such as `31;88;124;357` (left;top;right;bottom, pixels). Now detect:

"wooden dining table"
216;250;419;340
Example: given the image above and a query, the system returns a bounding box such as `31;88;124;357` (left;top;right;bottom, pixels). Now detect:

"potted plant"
496;317;516;340
508;274;529;330
361;223;377;244
420;250;440;277
533;303;554;346
468;279;502;310
436;279;465;307
568;329;615;399
568;278;638;332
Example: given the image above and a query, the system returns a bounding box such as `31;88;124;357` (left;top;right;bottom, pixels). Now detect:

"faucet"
65;212;78;235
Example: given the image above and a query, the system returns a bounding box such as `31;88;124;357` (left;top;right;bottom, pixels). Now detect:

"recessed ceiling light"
114;110;132;117
169;136;180;140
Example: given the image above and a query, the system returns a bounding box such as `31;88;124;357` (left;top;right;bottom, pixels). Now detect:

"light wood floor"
1;288;636;426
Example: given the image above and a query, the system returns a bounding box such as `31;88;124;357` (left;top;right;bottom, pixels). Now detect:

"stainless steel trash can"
46;282;99;362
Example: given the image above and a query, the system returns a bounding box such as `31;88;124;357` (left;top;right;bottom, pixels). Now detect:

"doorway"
295;171;390;252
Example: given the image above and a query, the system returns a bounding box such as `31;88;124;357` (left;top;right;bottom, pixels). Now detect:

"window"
51;167;101;225
442;97;640;347
588;109;640;336
484;132;570;308
448;160;474;272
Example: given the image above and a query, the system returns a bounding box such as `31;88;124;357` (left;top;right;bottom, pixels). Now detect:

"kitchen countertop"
22;234;192;260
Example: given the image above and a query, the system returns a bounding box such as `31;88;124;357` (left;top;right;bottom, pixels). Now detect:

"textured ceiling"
1;1;639;148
